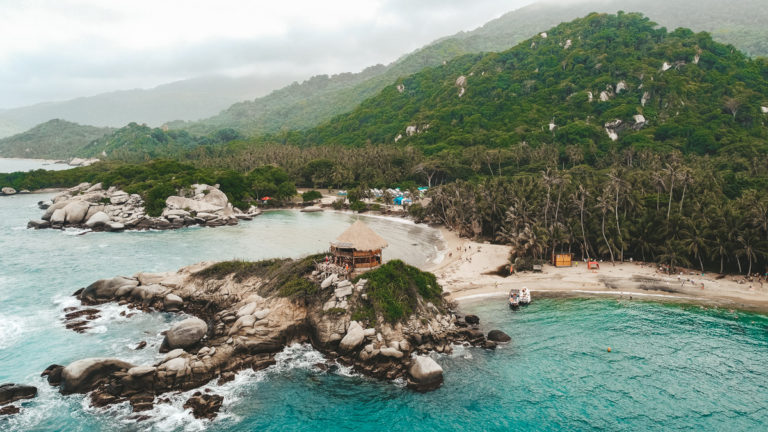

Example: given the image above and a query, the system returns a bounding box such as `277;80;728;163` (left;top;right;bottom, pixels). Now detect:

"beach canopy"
261;196;272;200
332;220;388;251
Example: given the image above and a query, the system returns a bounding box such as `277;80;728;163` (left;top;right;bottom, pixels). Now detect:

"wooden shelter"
553;253;573;267
330;220;388;273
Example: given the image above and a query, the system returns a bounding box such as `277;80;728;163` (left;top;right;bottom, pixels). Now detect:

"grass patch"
353;260;443;324
324;307;348;317
193;254;324;298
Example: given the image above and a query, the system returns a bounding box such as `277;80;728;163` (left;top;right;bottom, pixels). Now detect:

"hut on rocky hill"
330;220;388;273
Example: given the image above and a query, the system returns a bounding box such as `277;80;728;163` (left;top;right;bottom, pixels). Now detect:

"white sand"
427;228;768;312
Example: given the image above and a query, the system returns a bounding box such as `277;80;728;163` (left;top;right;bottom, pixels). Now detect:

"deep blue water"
1;160;768;431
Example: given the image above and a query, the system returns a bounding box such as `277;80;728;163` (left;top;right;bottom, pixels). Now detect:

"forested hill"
179;0;768;137
0;119;113;159
301;12;768;159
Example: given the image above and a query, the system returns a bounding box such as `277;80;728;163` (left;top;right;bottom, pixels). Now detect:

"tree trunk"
736;255;742;274
698;255;704;273
667;175;675;221
679;181;687;215
601;212;614;263
720;254;724;274
614;186;623;262
579;202;589;260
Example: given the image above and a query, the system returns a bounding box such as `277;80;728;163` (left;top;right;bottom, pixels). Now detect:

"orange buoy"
607;347;612;352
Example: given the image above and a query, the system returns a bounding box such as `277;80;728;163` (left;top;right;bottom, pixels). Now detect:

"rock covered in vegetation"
48;257;497;415
28;182;260;232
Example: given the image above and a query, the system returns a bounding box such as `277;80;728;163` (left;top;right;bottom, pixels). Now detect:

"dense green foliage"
193;254;324;298
352;260;443;324
0;119;113;159
301;190;322;202
304;13;768;156
0;159;296;215
77;122;243;162
173;0;768;138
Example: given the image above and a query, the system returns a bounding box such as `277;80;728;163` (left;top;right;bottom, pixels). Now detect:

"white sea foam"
62;227;91;236
0;313;25;349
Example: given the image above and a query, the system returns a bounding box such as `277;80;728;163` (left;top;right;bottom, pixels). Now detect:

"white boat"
519;286;531;305
508;290;520;309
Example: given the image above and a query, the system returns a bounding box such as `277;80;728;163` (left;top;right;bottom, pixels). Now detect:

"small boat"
519;286;532;306
508;290;520;309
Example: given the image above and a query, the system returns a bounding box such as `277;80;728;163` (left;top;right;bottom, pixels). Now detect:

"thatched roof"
332;220;388;251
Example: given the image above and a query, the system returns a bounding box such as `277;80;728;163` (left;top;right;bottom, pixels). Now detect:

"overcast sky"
0;0;539;109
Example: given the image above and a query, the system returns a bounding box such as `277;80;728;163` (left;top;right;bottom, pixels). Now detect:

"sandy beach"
428;227;768;313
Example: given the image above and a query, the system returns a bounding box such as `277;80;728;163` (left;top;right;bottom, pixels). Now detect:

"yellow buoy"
607;347;612;352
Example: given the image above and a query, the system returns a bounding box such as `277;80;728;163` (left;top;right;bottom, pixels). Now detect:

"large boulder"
60;358;135;394
165;196;222;213
1;187;16;195
0;383;37;405
163;318;208;350
63;201;90;224
164;293;184;311
201;187;229;208
407;356;444;391
50;208;66;224
80;276;139;303
338;321;365;352
84;211;111;228
42;201;67;220
487;330;511;343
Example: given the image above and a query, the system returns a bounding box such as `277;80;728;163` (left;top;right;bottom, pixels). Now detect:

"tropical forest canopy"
2;13;768;275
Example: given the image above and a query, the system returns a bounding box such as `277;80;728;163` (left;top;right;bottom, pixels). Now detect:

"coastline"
427;227;768;314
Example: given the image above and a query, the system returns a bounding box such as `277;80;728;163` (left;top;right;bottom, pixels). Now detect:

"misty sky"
0;0;541;109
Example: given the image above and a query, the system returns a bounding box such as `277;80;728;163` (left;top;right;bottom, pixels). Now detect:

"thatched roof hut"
330;220;387;272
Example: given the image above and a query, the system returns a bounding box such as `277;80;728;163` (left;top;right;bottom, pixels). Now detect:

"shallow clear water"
1;161;768;431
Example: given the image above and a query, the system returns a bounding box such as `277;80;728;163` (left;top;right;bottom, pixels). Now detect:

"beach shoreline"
426;227;768;314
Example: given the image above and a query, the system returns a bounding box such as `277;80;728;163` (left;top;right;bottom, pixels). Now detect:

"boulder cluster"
27;182;260;231
43;260;510;419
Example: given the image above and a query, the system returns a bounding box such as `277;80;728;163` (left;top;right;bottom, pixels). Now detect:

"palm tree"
680;217;709;272
595;189;615;263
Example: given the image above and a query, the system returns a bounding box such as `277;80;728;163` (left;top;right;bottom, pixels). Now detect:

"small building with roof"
329;220;388;273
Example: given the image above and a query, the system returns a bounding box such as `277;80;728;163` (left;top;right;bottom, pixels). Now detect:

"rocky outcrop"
28;182;260;232
184;392;224;419
0;383;37;405
1;187;16;196
48;258;495;415
60;358;135;394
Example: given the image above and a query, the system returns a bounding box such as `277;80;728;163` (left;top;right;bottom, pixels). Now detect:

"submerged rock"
487;330;511;343
184;392;224;419
0;383;37;405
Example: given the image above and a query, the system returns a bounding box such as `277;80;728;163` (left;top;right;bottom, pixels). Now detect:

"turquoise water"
0;158;70;173
2;160;768;431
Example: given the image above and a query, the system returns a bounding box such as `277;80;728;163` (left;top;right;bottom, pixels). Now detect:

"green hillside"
180;0;768;137
304;12;768;158
0;119;113;159
77;123;242;163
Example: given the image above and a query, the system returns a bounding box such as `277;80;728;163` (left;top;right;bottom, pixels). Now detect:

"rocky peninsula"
27;182;260;232
46;258;506;419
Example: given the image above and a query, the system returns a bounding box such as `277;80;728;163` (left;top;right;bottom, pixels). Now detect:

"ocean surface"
2;159;768;431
